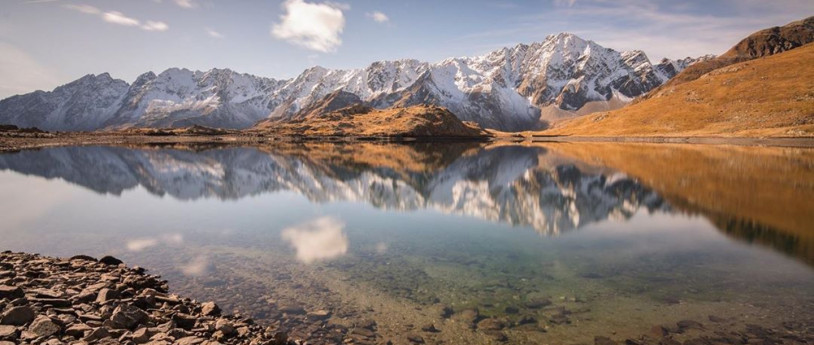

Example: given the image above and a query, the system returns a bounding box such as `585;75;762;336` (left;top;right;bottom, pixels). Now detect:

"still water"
0;142;812;344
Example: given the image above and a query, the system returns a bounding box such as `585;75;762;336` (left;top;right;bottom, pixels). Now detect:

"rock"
420;324;439;333
65;323;93;338
595;336;617;345
708;315;726;323
0;341;15;345
452;308;479;328
504;306;519;314
30;298;72;308
96;288;120;303
0;325;16;338
306;310;331;320
406;334;425;344
172;313;197;330
440;306;454;319
525;297;552;309
484;330;508;342
279;305;305;315
69;255;97;262
676;320;704;331
99;256;123;266
175;336;206;345
131;327;153;343
84;327;110;341
215;319;236;336
1;306;35;325
28;315;61;337
477;318;505;331
0;286;23;300
200;302;220;317
110;304;149;329
650;325;669;337
659;338;681;345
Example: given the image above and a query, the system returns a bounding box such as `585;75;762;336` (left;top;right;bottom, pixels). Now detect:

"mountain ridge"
0;33;708;132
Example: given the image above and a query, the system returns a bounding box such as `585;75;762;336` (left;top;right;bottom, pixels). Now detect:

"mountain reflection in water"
0;142;812;265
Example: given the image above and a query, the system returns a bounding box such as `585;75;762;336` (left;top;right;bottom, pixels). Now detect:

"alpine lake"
0;141;812;345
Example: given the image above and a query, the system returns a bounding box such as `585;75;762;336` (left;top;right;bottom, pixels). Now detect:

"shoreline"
0;251;297;345
2;131;814;152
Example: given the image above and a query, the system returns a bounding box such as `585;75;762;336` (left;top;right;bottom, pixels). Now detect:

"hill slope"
544;43;814;137
254;104;488;138
644;16;813;97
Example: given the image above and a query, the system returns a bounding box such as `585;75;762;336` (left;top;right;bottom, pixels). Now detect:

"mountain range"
0;33;709;132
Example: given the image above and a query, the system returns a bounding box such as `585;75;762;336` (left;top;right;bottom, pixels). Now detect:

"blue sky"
0;0;811;98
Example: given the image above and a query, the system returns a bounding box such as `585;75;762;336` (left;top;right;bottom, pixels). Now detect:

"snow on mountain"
0;33;709;131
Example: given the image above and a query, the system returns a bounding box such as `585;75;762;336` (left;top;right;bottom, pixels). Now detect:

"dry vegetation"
544;43;814;137
253;105;488;138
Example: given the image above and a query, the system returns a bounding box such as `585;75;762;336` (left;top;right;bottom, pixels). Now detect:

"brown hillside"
646;16;814;94
543;43;814;137
253;104;488;138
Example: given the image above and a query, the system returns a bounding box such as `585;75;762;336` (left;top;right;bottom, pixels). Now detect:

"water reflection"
0;142;812;344
0;143;811;265
0;145;667;234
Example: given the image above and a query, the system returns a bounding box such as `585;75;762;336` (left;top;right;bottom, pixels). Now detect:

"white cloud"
271;0;346;53
63;4;169;32
366;11;389;23
142;21;169;32
205;28;224;39
281;216;348;264
63;4;101;15
173;0;196;9
553;0;576;7
102;11;141;27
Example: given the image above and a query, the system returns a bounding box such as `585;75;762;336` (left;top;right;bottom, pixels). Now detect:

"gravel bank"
0;251;297;345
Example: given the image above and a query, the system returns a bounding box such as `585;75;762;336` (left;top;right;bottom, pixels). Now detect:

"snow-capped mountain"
0;145;667;235
0;33;709;131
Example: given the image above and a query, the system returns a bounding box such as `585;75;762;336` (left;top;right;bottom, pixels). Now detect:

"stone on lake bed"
306;309;331;320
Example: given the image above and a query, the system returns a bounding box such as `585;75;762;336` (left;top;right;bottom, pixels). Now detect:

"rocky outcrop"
0;251;296;345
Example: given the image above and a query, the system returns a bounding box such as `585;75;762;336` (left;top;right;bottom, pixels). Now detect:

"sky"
0;0;811;99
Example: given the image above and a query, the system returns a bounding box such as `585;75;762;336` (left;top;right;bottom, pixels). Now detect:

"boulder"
1;306;35;325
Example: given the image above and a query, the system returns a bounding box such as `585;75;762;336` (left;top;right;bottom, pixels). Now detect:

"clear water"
0;143;812;344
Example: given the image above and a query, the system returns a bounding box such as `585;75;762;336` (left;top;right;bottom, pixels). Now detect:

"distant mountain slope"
644;16;813;96
0;33;705;132
254;103;487;138
545;43;814;137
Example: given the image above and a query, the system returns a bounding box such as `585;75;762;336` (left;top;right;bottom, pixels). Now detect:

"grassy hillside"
254;105;488;138
543;43;814;137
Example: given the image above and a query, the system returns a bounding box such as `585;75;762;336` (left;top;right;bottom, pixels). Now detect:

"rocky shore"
0;251;297;345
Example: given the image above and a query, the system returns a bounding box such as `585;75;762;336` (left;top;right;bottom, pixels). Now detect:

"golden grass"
256;105;486;138
543;44;814;137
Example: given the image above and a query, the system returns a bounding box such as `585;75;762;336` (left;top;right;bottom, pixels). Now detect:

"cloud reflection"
281;217;348;264
126;233;183;252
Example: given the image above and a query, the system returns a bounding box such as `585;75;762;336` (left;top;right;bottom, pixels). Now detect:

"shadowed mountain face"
1;143;812;267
